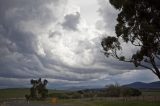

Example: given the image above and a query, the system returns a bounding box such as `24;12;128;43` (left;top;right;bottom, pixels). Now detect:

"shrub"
105;84;141;97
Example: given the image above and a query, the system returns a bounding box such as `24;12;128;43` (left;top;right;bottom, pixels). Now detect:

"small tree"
101;0;160;79
105;84;121;97
121;87;141;97
26;78;48;100
105;84;141;97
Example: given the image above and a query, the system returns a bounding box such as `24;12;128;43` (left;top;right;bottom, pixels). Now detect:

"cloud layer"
62;12;80;31
0;0;158;88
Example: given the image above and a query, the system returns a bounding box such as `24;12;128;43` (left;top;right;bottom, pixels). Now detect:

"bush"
121;87;141;97
105;84;141;97
105;84;121;97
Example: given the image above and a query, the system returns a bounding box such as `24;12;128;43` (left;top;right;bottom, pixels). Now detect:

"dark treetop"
101;0;160;79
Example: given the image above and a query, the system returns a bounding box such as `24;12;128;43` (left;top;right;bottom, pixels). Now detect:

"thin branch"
155;55;160;61
139;63;157;75
149;56;160;77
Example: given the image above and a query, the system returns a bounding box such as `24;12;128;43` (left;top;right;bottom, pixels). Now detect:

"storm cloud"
0;0;158;88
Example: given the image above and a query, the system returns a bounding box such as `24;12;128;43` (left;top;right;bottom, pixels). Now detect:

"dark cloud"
0;0;63;23
0;0;68;85
0;77;30;88
0;0;157;89
49;31;62;38
62;12;80;31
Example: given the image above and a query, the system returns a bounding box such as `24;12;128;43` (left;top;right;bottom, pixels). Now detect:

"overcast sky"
0;0;158;89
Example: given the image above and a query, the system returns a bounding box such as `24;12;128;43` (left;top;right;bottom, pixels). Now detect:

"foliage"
25;78;48;100
106;84;121;97
121;87;141;97
101;0;160;79
47;85;141;99
105;84;141;97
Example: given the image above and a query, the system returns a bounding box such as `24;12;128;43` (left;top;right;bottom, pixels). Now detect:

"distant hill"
123;81;160;89
53;81;160;91
57;85;104;91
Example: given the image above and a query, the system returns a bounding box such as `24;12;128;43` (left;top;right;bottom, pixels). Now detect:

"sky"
0;0;158;89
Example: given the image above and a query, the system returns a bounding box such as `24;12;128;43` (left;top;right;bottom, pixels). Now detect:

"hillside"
123;81;160;89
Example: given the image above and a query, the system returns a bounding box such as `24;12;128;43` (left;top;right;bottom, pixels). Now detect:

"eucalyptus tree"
101;0;160;79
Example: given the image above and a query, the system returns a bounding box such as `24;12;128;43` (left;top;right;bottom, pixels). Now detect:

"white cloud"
68;0;100;25
97;0;119;36
0;0;158;88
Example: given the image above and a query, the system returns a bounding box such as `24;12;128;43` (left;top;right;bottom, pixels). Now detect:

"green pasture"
0;88;68;99
0;88;29;99
59;99;160;106
0;88;160;106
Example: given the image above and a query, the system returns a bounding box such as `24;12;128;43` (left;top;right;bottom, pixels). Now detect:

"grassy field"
0;88;160;98
58;99;160;106
36;89;160;106
0;88;160;106
142;90;160;96
0;88;68;99
0;88;29;99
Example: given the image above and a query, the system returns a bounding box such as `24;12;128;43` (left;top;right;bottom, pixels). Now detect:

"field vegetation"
0;87;160;106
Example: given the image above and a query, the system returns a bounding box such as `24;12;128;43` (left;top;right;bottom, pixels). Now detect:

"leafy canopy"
101;0;160;79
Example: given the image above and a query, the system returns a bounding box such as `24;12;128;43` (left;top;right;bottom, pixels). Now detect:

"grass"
0;88;68;99
29;99;52;105
0;88;159;98
142;90;160;96
57;90;160;106
0;88;29;99
58;98;160;106
0;88;160;106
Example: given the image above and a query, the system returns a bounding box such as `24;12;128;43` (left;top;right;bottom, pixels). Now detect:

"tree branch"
149;56;160;78
155;55;160;61
113;49;133;62
138;63;157;75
